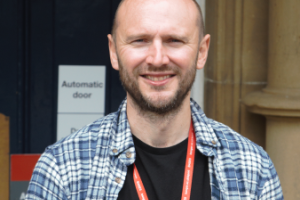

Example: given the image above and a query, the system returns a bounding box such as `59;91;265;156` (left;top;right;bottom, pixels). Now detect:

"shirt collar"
109;98;220;164
109;99;136;166
190;99;220;156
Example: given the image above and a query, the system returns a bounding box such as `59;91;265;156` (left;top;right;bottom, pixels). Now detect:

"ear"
108;34;120;71
196;34;210;70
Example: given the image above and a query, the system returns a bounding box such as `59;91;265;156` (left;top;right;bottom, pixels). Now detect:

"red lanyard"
133;121;196;200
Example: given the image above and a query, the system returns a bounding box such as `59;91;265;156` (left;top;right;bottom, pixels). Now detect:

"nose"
146;40;169;67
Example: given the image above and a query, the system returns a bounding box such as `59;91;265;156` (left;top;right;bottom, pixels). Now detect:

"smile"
143;75;173;81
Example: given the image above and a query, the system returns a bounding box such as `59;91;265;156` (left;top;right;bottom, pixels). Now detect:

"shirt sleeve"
25;149;68;200
259;155;284;200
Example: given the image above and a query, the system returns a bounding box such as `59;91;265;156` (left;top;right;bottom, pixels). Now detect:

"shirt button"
212;140;216;145
126;151;132;158
112;149;118;153
115;177;121;184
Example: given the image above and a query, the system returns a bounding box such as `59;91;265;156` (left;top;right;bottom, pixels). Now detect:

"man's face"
109;0;207;114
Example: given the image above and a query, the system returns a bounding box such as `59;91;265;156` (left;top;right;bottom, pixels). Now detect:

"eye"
167;38;182;43
170;39;181;42
133;39;146;43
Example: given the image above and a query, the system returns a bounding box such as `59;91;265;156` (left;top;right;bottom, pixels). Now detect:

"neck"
126;95;192;148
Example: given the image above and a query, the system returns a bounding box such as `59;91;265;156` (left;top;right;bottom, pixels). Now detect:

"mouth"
143;75;174;81
140;74;176;87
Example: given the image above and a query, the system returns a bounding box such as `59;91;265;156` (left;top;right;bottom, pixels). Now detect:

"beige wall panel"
0;114;9;200
266;116;300;199
205;0;269;142
268;0;300;90
205;0;242;132
239;0;269;148
240;85;266;148
241;0;269;83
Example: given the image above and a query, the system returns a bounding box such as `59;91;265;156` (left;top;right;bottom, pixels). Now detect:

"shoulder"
48;111;119;157
26;111;120;199
207;118;283;199
208;118;267;158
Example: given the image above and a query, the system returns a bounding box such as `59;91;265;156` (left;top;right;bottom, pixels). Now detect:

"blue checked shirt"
26;99;283;200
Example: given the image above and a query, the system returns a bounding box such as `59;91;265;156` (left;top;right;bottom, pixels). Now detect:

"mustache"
117;56;180;74
135;65;180;74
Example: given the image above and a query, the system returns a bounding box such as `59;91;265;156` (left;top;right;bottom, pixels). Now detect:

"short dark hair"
111;0;205;40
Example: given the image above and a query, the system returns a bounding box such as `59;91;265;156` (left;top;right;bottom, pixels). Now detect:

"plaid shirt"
26;99;283;200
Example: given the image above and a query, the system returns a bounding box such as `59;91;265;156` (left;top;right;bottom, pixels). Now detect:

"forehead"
116;0;199;37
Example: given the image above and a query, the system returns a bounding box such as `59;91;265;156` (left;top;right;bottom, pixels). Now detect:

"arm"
25;149;67;200
259;156;284;200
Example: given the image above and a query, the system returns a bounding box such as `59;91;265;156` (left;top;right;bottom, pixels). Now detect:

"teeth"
145;75;171;81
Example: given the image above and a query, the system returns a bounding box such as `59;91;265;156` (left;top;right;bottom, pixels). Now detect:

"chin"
144;94;175;105
144;95;177;109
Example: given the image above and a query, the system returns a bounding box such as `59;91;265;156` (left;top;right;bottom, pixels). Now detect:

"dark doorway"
0;0;125;154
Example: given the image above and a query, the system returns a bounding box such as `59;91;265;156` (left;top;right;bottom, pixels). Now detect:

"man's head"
111;0;205;41
108;0;210;115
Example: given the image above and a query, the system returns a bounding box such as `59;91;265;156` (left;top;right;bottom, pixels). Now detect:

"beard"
118;59;197;115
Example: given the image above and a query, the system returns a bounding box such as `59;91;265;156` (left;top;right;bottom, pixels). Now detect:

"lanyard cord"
133;121;196;200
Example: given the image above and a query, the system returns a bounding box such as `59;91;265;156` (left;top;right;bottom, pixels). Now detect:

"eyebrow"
125;33;189;43
125;34;150;42
164;34;189;42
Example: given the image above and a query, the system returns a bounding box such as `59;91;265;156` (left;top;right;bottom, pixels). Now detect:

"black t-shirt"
118;135;211;200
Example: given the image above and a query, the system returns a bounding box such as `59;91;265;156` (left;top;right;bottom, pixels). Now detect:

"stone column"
205;0;269;147
244;0;300;198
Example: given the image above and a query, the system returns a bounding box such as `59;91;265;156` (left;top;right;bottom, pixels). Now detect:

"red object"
133;120;196;200
133;164;149;200
11;154;41;181
181;121;196;200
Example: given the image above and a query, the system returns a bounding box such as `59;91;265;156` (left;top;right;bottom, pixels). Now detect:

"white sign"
57;65;106;141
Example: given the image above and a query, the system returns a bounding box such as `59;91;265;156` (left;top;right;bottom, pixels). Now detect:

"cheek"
167;48;196;69
118;47;148;70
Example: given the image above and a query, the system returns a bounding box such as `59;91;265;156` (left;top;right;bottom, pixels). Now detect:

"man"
26;0;283;199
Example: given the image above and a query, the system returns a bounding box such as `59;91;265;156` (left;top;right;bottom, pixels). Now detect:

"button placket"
115;177;121;184
126;151;132;158
112;149;118;153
